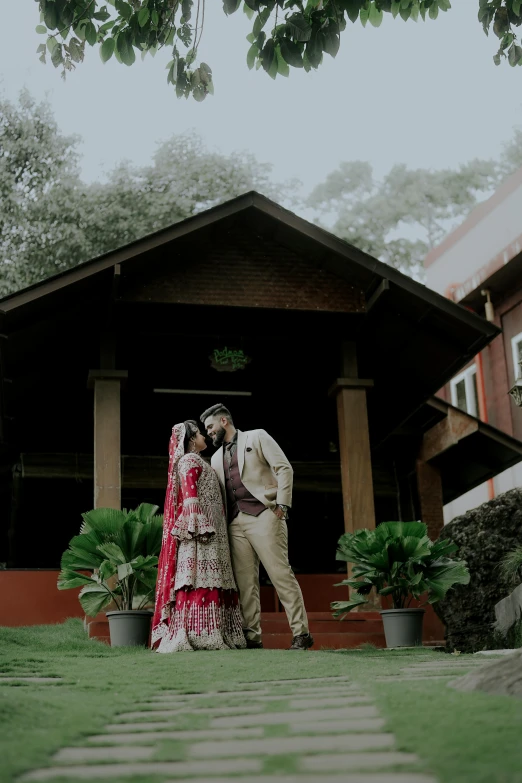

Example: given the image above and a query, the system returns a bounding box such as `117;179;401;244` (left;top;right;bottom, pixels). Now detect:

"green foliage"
498;544;522;585
31;2;522;102
307;152;518;276
57;503;163;614
0;91;290;297
331;521;470;617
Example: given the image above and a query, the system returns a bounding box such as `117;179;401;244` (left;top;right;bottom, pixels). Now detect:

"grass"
1;620;522;783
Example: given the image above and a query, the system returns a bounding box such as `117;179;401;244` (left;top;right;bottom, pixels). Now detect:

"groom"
200;403;313;651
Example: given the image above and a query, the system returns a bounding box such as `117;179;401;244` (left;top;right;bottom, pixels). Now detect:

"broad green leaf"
36;25;47;34
57;569;95;590
97;541;127;564
253;6;272;36
138;7;150;27
78;584;113;616
331;594;368;618
280;37;304;67
84;21;97;46
100;37;115;62
285;13;312;42
68;37;83;63
223;0;241;13
115;1;133;21
345;0;362;23
117;562;134;580
44;2;58;30
116;31;136;65
246;43;258;69
276;45;290;76
369;3;383;27
323;30;340;57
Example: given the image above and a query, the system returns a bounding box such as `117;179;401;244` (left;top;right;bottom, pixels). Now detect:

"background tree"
32;1;522;103
307;141;522;278
0;91;290;296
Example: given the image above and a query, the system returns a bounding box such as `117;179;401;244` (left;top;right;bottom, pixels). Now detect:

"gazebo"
1;192;521;646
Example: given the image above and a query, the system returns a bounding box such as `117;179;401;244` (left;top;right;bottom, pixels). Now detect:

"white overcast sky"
1;1;522;194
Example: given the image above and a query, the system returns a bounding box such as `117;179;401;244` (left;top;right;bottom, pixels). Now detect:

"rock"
494;584;522;636
435;488;522;652
450;650;522;698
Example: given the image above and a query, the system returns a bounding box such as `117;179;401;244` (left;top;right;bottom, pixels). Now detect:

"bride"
152;420;246;652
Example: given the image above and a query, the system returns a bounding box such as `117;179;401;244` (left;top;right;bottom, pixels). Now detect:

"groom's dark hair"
200;403;233;425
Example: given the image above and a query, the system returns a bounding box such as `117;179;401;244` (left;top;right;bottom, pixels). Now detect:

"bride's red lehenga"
152;424;246;652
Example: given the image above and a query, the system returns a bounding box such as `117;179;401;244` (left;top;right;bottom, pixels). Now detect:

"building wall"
426;170;522;523
425;168;522;297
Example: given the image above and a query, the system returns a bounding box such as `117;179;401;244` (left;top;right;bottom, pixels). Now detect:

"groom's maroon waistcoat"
224;444;265;522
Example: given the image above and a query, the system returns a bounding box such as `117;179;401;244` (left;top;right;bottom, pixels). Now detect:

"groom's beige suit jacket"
211;429;293;513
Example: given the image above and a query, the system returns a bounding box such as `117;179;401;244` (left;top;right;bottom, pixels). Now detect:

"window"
450;364;479;417
511;332;522;381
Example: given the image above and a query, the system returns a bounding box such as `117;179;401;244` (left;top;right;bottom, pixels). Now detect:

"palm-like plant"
58;504;163;617
499;545;522;585
331;521;470;618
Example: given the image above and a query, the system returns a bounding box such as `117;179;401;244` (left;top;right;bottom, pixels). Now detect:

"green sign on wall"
210;347;251;372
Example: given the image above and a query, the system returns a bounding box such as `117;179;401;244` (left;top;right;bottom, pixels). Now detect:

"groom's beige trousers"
228;508;309;643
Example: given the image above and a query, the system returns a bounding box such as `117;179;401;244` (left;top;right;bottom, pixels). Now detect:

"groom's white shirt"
211;429;293;513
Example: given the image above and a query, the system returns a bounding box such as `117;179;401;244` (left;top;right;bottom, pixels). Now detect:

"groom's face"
205;415;227;447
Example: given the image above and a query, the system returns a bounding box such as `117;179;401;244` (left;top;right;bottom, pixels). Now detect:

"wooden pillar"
88;370;128;510
415;459;444;541
330;342;376;535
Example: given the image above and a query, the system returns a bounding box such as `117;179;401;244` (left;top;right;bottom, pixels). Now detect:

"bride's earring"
189;438;197;453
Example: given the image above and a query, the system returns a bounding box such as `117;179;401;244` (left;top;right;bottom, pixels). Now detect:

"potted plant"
331;521;470;648
58;503;163;647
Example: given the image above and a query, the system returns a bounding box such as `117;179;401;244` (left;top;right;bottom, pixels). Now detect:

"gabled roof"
0;191;500;333
0;190;501;447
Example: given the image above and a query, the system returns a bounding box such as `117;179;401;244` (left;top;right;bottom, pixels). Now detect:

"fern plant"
499;545;522;585
331;521;470;618
57;503;163;617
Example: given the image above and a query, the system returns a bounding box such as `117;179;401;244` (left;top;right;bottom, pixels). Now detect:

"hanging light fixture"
509;360;522;407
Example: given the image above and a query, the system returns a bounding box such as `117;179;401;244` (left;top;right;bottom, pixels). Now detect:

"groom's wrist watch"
277;504;289;520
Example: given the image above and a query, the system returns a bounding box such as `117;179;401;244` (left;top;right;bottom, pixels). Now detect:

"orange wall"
0;570;85;627
1;570;445;643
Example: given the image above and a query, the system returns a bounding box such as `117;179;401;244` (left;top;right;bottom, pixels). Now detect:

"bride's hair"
183;420;199;453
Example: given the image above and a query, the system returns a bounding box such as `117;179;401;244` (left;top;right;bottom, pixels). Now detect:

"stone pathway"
20;674;438;783
375;656;485;682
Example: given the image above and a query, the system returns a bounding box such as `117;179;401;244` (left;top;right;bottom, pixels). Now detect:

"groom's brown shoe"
289;633;314;650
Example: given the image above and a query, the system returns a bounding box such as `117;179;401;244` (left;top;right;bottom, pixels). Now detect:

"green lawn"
1;620;522;783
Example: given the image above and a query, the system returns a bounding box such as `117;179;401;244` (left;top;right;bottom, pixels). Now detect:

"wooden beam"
366;279;390;312
420;406;478;463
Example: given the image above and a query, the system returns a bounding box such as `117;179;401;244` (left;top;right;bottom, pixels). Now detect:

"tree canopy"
307;129;522;278
2;90;522;296
33;1;522;102
0;91;290;296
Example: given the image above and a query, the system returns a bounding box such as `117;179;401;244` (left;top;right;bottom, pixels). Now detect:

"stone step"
189;732;396;758
263;632;386;649
20;758;261;781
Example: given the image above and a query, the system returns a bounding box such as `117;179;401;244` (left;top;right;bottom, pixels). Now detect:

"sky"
1;1;522;196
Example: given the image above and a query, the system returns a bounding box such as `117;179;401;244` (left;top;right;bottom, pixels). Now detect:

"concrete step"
263;632;386;650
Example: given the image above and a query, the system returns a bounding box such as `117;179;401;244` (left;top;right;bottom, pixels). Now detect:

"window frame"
450;364;478;417
511;331;522;381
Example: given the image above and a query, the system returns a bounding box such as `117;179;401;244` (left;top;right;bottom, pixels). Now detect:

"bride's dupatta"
151;423;185;649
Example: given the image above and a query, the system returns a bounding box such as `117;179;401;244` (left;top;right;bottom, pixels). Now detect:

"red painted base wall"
0;570;445;643
0;570;85;626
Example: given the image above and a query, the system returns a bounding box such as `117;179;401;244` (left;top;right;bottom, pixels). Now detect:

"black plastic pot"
106;609;153;647
380;608;425;648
